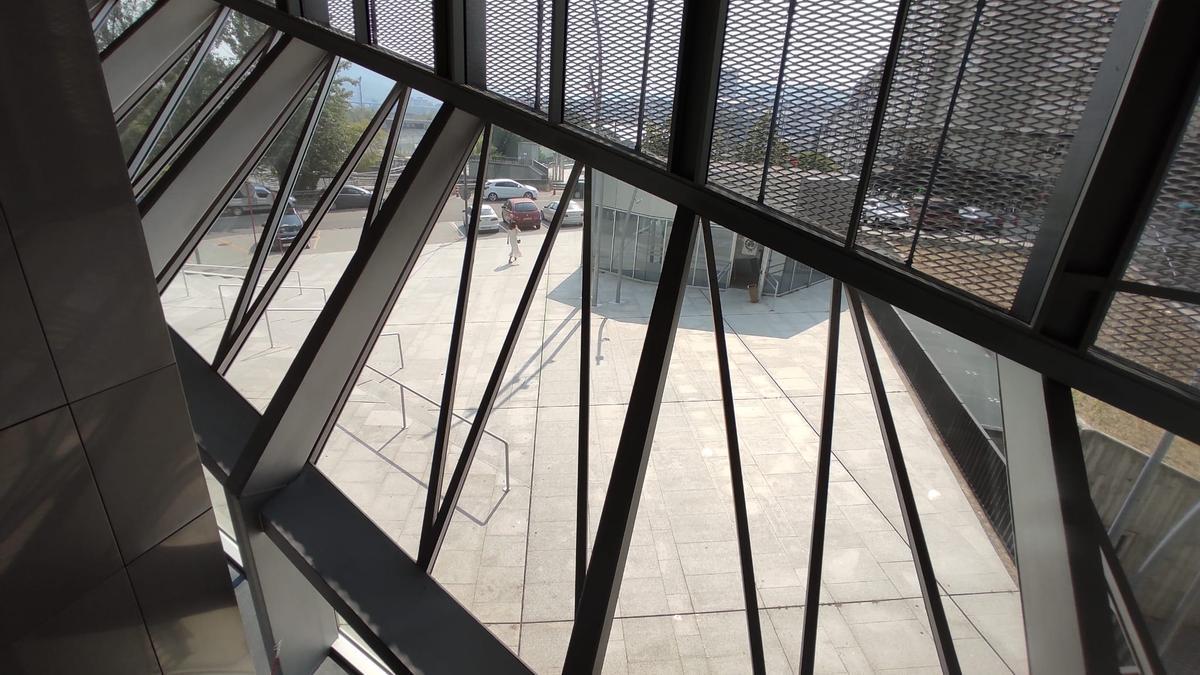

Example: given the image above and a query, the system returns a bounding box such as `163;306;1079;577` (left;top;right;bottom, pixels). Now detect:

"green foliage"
791;151;839;172
642;122;670;158
491;127;522;158
736;113;792;166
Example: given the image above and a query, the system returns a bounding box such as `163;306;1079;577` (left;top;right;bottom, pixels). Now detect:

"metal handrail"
362;363;509;492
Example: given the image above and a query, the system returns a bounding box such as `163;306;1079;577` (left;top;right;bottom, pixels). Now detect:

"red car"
501;197;542;230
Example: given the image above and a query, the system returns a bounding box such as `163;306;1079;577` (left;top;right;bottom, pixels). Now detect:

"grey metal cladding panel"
171;330;260;479
0;210;64;430
140;38;327;276
72;365;210;564
263;466;532;674
128;510;254;675
0;0;174;402
0;407;123;637
101;0;221;112
0;570;160;675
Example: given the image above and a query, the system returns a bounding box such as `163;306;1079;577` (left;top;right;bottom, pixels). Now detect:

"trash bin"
748;281;760;303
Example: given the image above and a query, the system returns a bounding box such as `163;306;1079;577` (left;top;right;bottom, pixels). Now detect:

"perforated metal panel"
484;0;550;110
708;0;791;200
372;0;435;69
759;0;898;238
1096;293;1200;389
1123;98;1200;293
909;0;1118;308
563;0;682;153
328;0;356;35
855;0;1118;309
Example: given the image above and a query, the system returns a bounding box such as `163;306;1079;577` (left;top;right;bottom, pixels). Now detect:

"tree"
490;127;522;158
791;151;839;172
641;121;670;158
737;113;792;167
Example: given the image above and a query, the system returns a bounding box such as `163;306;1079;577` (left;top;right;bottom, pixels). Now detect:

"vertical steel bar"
633;0;656;153
758;0;799;203
420;164;585;570
905;0;986;266
843;0;913;247
798;278;842;675
562;209;698;674
214;62;338;367
548;0;568;123
351;0;371;43
534;0;545;110
423;125;492;542
577;166;594;604
845;287;961;673
701;218;766;674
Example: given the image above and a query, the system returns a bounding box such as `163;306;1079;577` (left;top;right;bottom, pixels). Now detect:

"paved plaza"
166;212;1027;673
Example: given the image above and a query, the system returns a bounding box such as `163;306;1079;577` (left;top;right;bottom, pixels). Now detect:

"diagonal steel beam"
213;62;337;358
229;105;484;497
423;125;492;542
132;28;277;196
139;37;327;284
127;7;230;179
214;84;404;373
419;163;585;570
798;278;842;674
102;0;221;119
562;208;697;674
846;287;961;674
363;90;410;232
700;219;766;674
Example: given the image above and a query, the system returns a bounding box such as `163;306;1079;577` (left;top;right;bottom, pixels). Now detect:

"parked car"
861;197;911;229
501;198;542;230
542;200;584;226
273;209;317;251
226;182;275;216
333;184;373;210
483;178;539;201
468;204;502;233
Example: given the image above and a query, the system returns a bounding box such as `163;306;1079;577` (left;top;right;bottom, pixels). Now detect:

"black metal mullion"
548;0;568;123
633;0;656;153
845;287;961;674
562;211;698;673
363;90;409;233
213;61;337;367
150;45;329;292
91;0;117;28
577;165;593;604
351;0;371;43
904;0;986;266
757;0;799;204
700;218;766;674
215;85;404;373
128;9;230;178
422;125;492;545
133;28;276;194
798;278;842;674
419;163;586;571
844;0;913;248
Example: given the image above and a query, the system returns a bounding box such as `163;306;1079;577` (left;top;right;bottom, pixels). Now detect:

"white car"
482;178;539;201
542;200;584;226
468;204;502;233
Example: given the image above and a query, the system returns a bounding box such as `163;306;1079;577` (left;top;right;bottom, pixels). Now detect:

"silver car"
468;204;502;233
482;178;539;201
542;200;584;226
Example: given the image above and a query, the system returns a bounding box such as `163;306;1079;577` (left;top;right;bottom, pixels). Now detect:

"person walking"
507;222;522;265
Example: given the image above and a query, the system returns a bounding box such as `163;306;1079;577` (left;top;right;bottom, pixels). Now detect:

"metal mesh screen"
328;0;355;35
371;0;435;69
563;0;682;153
484;0;551;110
1122;98;1200;293
707;0;791;200
857;0;1118;309
759;0;898;238
1096;293;1200;389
